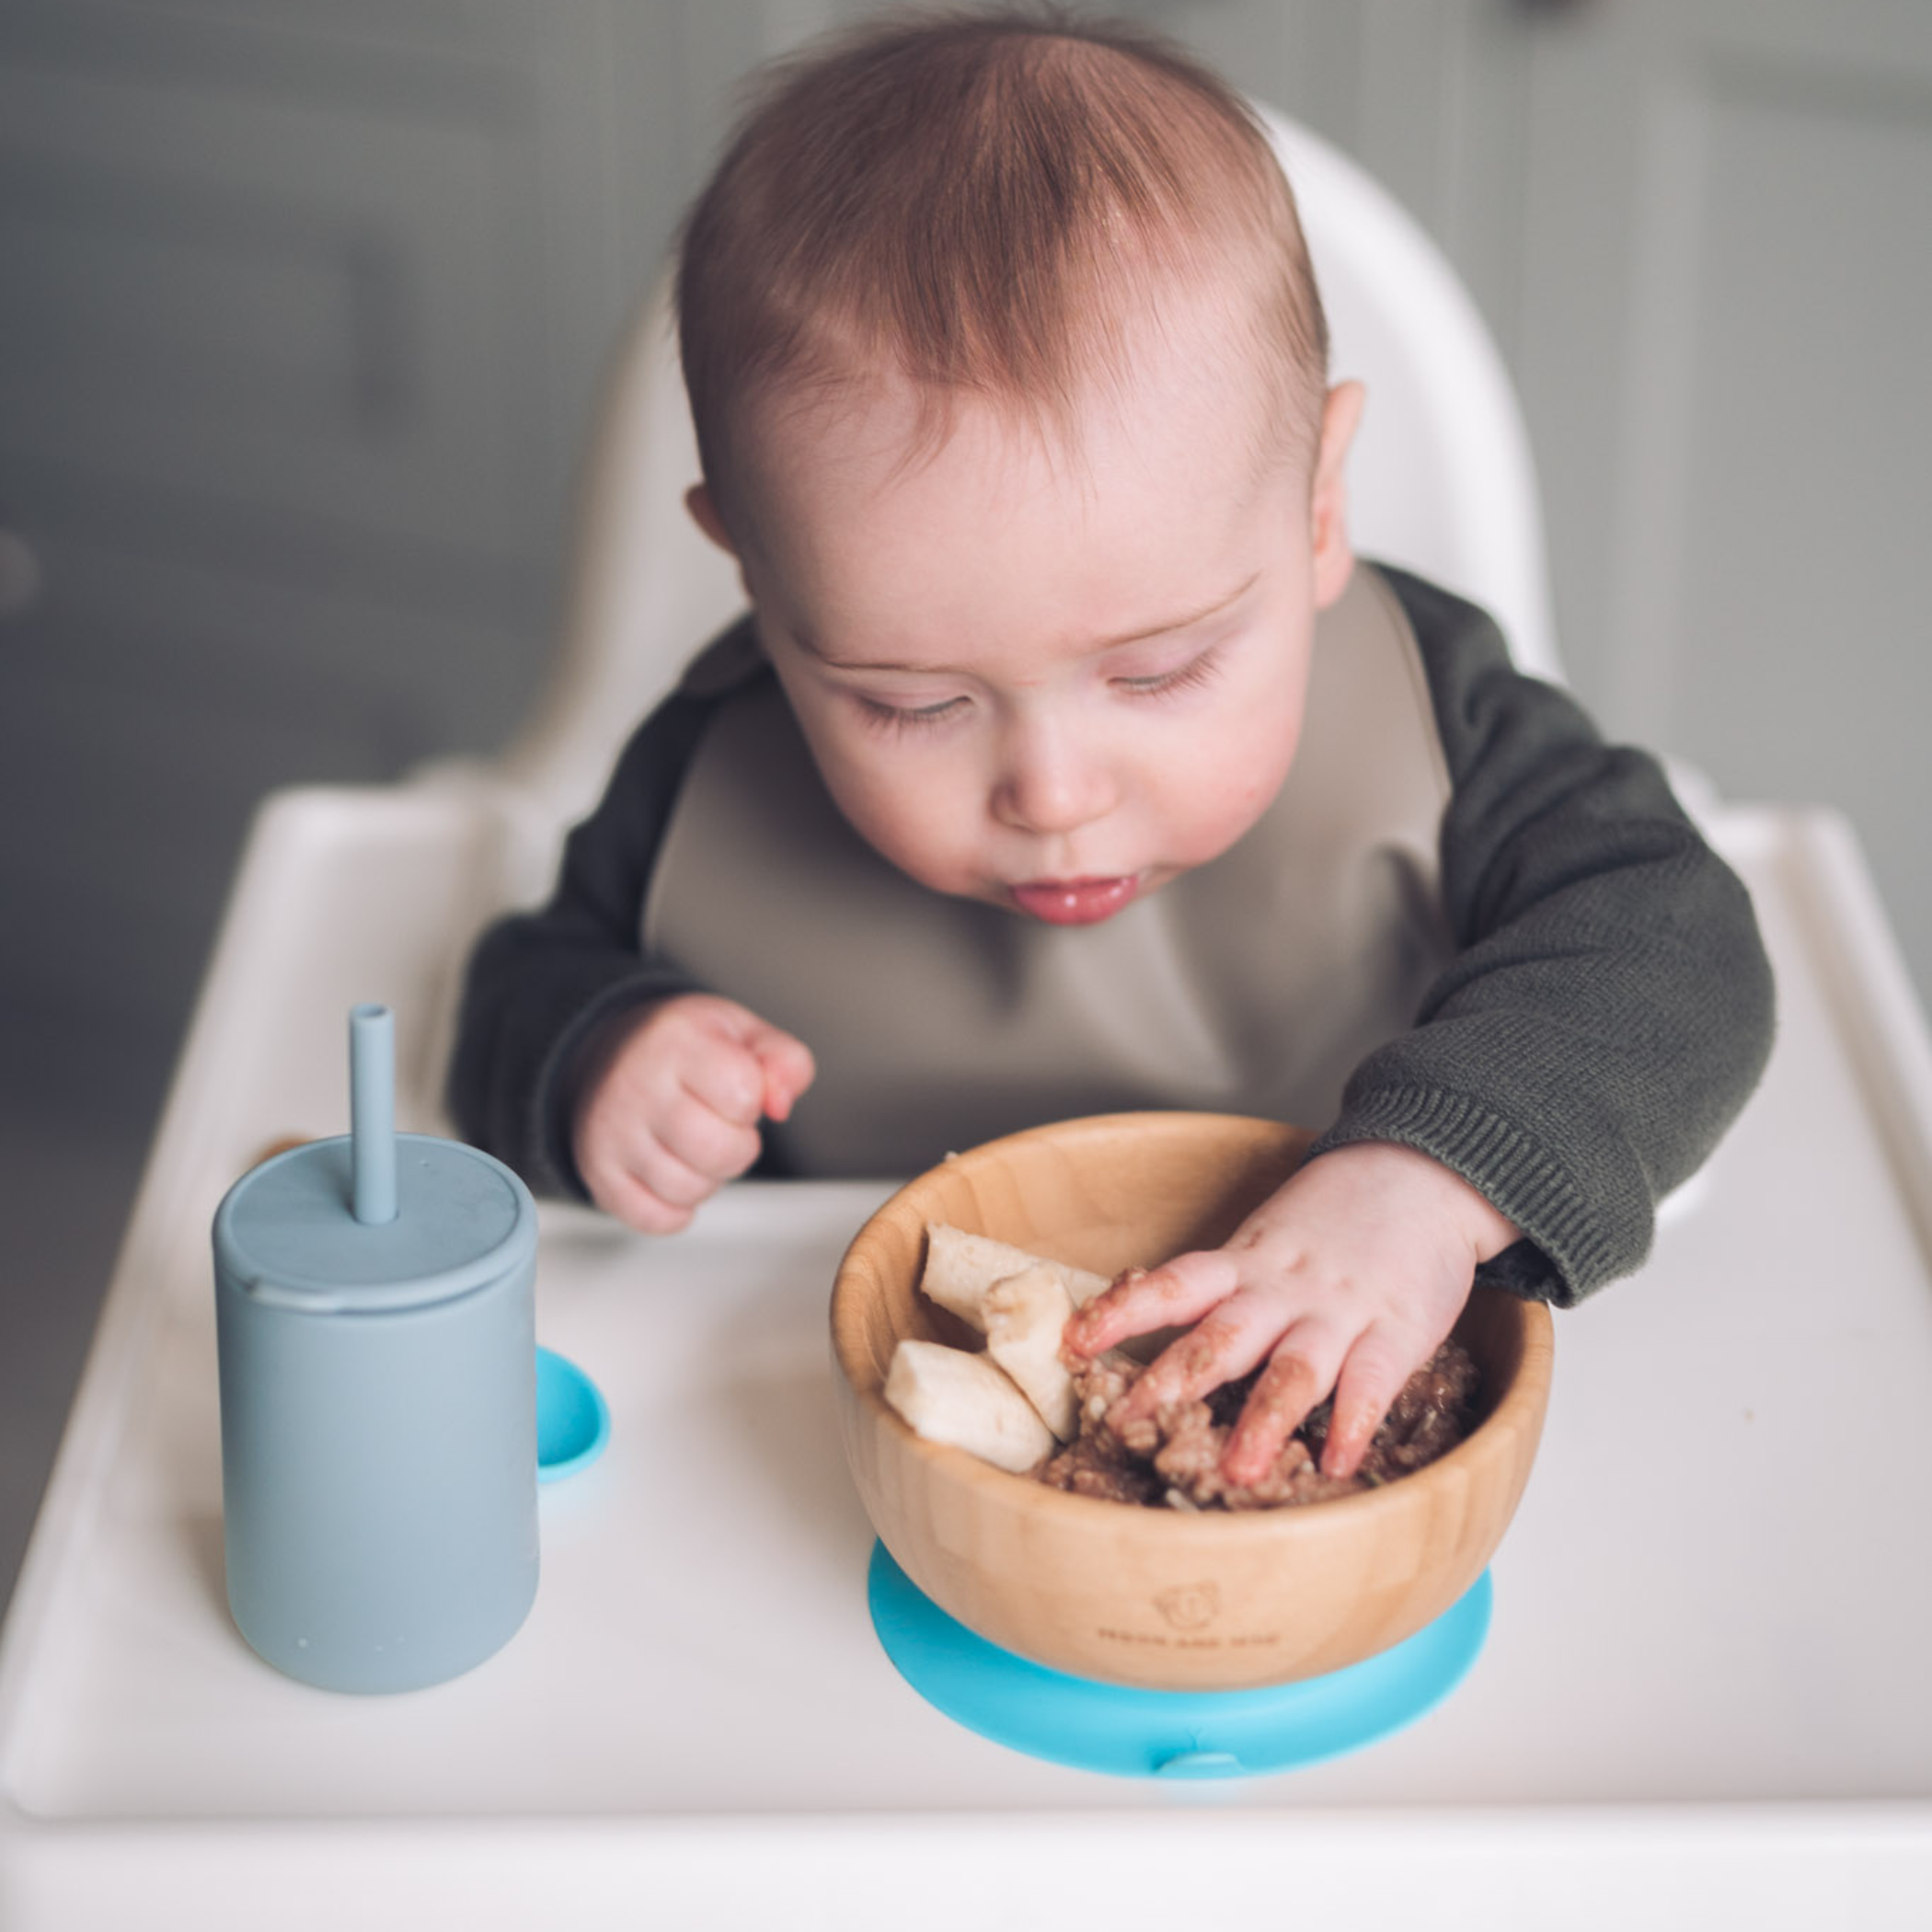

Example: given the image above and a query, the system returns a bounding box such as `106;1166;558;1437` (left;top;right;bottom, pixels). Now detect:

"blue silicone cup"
213;1132;539;1695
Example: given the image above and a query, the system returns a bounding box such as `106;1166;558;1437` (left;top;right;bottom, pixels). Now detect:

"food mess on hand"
880;1225;1480;1510
1035;1340;1478;1511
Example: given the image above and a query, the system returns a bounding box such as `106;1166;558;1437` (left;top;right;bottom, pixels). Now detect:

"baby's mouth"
1008;876;1142;926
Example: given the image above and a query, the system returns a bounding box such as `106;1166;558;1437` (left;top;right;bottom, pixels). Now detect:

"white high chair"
14;108;1932;1928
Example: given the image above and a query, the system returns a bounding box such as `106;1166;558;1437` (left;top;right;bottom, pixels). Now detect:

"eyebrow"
792;570;1261;673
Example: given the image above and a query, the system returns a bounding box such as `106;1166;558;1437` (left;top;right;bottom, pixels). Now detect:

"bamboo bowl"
830;1111;1553;1691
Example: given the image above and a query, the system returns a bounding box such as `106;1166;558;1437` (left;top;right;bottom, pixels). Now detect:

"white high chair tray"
2;790;1929;1929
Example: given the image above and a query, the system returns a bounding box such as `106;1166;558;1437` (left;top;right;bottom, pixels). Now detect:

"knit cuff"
1307;1085;1618;1306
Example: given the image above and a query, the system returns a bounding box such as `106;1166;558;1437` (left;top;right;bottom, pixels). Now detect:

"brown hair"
674;6;1329;535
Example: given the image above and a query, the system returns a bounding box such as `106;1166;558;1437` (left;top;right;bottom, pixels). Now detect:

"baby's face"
692;309;1362;926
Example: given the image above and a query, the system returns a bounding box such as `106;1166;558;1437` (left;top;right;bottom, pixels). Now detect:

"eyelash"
1113;649;1224;701
853;647;1225;736
855;695;970;736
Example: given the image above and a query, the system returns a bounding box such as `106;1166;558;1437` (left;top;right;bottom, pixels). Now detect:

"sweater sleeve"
1306;564;1776;1305
445;686;722;1200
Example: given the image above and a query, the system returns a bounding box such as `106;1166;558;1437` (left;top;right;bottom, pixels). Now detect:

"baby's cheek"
824;765;983;893
1166;751;1294;868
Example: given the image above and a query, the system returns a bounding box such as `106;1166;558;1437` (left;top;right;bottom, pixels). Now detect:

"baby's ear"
684;482;739;558
1309;382;1365;610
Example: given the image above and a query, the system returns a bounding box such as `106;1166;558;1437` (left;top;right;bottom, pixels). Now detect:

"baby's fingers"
1319;1327;1420;1479
1063;1250;1238;1357
1110;1284;1306;1426
681;1041;768;1127
672;1000;814;1126
1222;1322;1345;1487
617;1129;721;1213
581;1151;696;1237
657;1087;764;1186
745;1020;815;1122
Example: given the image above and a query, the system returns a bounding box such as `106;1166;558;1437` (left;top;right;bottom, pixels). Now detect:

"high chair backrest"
499;107;1559;835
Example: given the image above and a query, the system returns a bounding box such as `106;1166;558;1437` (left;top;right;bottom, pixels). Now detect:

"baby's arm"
1082;567;1776;1478
1065;1144;1515;1480
1312;566;1776;1304
571;994;813;1234
447;675;733;1197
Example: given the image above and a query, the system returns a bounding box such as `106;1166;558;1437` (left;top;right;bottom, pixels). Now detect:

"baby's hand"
571;994;814;1235
1063;1144;1518;1482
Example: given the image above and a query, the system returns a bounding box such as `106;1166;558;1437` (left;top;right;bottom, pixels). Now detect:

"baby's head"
676;7;1363;926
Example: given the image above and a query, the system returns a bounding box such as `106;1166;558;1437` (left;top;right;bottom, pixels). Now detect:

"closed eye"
1111;645;1224;699
854;693;971;734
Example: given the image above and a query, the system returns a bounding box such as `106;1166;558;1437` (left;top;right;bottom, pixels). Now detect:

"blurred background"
3;0;1928;1604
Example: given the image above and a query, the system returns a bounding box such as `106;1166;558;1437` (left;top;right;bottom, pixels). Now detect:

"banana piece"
982;1264;1078;1440
882;1340;1057;1473
920;1223;1109;1332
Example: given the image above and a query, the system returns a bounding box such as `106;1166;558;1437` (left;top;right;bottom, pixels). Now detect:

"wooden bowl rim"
830;1109;1555;1544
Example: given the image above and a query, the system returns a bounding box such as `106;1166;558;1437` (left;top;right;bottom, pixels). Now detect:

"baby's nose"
991;729;1119;835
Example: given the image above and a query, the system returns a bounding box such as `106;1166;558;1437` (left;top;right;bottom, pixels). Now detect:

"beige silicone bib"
643;566;1454;1177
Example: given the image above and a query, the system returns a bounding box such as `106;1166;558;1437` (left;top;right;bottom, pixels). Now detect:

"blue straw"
350;1003;397;1225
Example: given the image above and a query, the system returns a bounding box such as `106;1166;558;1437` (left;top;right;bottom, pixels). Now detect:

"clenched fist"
571;994;815;1234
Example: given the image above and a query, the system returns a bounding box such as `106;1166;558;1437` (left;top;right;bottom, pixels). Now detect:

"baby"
450;9;1774;1488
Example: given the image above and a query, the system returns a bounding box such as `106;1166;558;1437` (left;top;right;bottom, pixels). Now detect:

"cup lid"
214;1133;536;1313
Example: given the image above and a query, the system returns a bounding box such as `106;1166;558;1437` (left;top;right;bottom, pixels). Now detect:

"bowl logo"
1153;1581;1220;1631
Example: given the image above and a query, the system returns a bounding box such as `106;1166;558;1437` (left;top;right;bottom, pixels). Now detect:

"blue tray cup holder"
535;1347;610;1482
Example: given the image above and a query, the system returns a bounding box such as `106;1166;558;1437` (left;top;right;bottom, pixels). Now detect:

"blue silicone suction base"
868;1541;1489;1779
535;1346;609;1482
